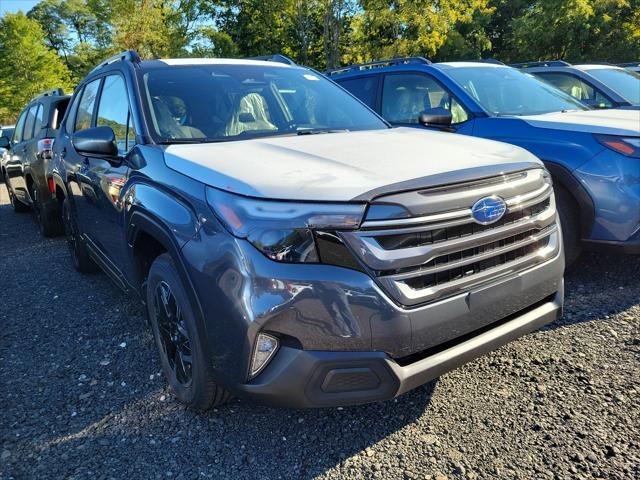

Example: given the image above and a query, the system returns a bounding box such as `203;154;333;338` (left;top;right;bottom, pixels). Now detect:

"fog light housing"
249;333;279;379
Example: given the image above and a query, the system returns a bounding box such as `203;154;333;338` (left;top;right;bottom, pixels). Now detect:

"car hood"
163;128;542;201
519;109;640;136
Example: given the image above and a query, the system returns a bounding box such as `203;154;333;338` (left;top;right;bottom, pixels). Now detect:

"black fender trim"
126;211;213;360
543;161;595;239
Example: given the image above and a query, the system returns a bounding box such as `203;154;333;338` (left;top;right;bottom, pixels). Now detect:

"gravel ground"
1;181;638;480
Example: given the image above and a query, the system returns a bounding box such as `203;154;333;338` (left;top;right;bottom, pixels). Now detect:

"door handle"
61;147;67;156
83;157;90;166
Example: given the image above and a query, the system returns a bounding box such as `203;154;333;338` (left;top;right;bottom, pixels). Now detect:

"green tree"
354;0;493;62
0;13;72;123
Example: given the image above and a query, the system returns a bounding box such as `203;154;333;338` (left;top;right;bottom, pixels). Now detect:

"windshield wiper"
296;129;349;135
157;138;229;145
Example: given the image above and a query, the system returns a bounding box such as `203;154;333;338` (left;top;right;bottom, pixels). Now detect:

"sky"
0;0;40;16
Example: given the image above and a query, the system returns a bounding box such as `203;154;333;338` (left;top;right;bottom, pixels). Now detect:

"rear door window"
338;76;380;108
12;109;28;145
75;78;102;132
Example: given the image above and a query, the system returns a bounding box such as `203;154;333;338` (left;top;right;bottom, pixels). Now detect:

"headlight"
594;134;640;158
206;187;366;263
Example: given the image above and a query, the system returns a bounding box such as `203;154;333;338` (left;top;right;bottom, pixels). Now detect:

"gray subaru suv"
50;52;564;409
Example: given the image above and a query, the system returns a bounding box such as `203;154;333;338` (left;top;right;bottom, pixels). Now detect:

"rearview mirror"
419;108;453;127
0;136;10;149
73;126;118;158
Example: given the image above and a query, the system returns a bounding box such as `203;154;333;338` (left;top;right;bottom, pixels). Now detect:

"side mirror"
72;126;119;158
0;136;10;149
419;107;453;127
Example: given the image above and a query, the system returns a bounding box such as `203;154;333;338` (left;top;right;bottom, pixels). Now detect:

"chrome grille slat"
343;204;556;271
386;225;557;280
362;182;552;230
341;168;560;307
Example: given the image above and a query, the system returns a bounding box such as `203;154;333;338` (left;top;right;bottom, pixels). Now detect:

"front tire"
62;198;97;273
554;184;582;267
146;253;231;410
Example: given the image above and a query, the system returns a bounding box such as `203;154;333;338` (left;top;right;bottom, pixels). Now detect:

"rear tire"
147;253;231;410
62;198;97;273
7;182;29;213
33;189;64;237
554;184;582;268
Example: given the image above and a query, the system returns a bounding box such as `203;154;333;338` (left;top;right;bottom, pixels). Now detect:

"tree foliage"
0;13;72;121
0;0;639;122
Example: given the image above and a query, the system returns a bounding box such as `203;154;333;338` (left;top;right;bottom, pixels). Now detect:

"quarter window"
75;78;101;132
382;73;469;125
22;105;39;141
32;104;44;136
96;75;132;154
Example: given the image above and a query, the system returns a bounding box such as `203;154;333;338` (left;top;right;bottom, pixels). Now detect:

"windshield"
584;68;640;104
445;67;588;116
141;64;387;143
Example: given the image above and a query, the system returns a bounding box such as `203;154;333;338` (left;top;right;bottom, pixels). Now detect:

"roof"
573;64;626;71
435;62;507;69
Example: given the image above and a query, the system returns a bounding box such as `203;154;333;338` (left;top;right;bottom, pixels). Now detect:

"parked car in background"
0;89;70;236
512;61;640;109
51;51;564;410
329;58;640;264
618;62;640;73
0;125;15;182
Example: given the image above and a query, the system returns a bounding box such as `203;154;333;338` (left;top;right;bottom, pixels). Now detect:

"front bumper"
234;286;563;408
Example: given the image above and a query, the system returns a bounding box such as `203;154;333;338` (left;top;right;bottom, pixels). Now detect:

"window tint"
142;65;387;142
96;75;131;154
13;109;28;144
75;78;101;132
382;73;469;124
535;72;613;108
338;76;379;108
22;105;39;141
32;104;44;136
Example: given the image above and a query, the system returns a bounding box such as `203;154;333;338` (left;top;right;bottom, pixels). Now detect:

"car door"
380;72;475;134
65;77;102;236
74;73;133;276
6;105;39;204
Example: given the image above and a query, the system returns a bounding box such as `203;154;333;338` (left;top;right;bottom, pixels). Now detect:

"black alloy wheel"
154;280;193;386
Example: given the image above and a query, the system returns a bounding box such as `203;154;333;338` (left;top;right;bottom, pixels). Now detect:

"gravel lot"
1;181;638;480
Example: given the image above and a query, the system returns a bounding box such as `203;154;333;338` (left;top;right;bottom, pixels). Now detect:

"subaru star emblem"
471;196;507;225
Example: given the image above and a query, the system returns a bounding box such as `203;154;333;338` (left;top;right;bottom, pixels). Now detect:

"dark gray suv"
50;51;564;409
1;89;70;236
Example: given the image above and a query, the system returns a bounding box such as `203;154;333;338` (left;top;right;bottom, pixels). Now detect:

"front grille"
340;168;560;307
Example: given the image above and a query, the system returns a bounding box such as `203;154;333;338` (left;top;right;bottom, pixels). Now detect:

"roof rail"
89;50;141;75
617;61;640;67
37;88;65;98
325;57;432;76
248;54;296;66
511;60;571;68
470;58;505;65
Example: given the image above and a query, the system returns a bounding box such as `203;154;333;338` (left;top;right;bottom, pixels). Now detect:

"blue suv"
330;58;640;263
